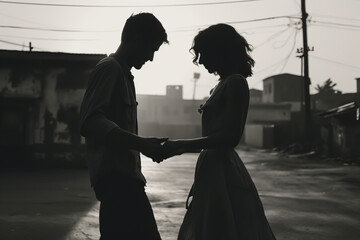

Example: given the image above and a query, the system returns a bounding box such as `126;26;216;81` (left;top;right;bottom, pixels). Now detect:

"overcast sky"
1;0;359;99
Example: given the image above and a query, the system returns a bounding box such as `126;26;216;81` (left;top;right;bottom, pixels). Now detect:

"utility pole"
192;72;200;100
301;0;312;150
29;42;33;52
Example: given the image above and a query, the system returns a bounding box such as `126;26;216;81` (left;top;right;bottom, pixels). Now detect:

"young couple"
79;12;276;240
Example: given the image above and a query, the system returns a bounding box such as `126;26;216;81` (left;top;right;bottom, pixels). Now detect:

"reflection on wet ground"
1;149;360;240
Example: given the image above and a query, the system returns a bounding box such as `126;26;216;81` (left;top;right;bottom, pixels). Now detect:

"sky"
1;0;360;99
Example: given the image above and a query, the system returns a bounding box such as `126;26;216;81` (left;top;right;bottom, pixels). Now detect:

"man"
79;13;168;239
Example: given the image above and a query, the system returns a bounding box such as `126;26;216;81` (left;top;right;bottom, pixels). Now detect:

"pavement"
1;148;360;240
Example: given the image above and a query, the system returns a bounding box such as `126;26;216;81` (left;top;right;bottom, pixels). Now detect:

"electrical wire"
170;23;290;34
311;20;360;29
0;34;99;41
310;23;360;32
278;30;299;73
253;27;292;49
224;15;301;25
273;27;298;49
0;0;261;8
0;25;122;32
0;11;52;27
0;15;298;33
0;39;45;50
0;39;24;47
253;56;290;76
309;55;360;72
311;13;360;23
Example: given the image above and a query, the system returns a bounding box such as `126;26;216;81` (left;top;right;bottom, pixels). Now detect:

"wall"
137;94;203;138
245;124;274;148
247;103;291;123
0;62;97;148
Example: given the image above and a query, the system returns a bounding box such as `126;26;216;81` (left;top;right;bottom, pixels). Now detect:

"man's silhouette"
79;13;168;240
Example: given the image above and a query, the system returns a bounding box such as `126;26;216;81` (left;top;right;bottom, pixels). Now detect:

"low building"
311;78;360;112
246;103;292;148
316;101;360;162
0;50;106;163
249;88;263;104
137;85;203;139
262;73;304;112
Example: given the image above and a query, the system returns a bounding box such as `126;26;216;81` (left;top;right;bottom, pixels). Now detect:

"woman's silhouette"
163;24;276;240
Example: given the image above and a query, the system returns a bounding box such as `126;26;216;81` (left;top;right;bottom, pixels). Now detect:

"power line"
0;34;99;41
0;39;45;50
253;27;292;49
273;28;298;49
171;23;290;34
0;11;52;27
253;56;290;76
238;23;291;33
310;22;360;32
311;13;360;22
0;39;24;47
309;55;360;71
312;24;360;32
252;57;290;87
311;20;360;29
0;25;121;33
279;30;299;72
170;15;300;33
0;0;261;8
0;15;298;34
225;15;301;25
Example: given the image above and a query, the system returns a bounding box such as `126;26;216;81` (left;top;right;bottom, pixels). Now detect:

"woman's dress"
178;74;276;240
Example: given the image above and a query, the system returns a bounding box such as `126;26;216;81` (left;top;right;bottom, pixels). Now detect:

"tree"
315;78;342;95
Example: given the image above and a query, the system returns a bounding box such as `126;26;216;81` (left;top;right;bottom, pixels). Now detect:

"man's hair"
121;13;168;46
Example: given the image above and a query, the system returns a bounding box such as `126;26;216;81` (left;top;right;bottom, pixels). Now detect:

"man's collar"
109;53;134;80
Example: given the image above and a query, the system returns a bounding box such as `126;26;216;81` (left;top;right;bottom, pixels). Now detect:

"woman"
163;24;276;240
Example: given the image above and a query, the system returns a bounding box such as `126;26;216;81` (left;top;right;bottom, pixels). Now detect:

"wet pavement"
1;148;360;240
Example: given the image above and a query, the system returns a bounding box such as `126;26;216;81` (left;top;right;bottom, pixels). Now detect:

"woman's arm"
164;76;249;158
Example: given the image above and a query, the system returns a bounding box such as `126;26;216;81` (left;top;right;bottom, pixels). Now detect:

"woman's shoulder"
225;74;247;84
223;74;249;92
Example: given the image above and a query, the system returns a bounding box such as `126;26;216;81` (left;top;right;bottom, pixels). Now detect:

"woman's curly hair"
191;24;255;78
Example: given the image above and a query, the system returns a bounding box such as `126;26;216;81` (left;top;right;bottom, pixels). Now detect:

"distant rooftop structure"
262;73;304;112
249;88;263;103
166;85;183;99
317;101;360;120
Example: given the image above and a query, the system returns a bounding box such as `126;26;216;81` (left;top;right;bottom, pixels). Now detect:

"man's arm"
79;61;166;161
82;114;166;161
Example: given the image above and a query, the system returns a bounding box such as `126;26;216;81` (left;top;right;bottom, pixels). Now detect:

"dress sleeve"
79;61;121;140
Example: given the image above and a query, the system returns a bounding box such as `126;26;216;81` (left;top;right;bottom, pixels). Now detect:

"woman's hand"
162;140;187;159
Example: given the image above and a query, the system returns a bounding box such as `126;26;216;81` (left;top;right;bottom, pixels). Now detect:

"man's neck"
113;45;132;70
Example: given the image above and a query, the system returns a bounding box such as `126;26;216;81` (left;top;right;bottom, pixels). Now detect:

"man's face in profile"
132;42;161;70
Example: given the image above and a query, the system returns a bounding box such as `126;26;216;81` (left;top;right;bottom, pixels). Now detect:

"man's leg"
94;180;161;240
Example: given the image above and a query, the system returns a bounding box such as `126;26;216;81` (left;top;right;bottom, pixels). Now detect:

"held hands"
138;137;168;163
139;137;186;163
162;140;187;160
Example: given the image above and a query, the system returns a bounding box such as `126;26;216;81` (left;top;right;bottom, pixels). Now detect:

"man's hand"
162;140;187;159
139;137;168;163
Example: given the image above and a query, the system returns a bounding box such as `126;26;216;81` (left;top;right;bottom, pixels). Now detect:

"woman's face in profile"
198;52;216;74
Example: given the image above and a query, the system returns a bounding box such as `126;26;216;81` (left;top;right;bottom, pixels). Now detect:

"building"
316;101;360;161
311;78;360;112
262;73;304;112
137;85;204;139
242;73;304;148
249;88;263;104
0;50;106;163
245;102;292;148
0;50;208;164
